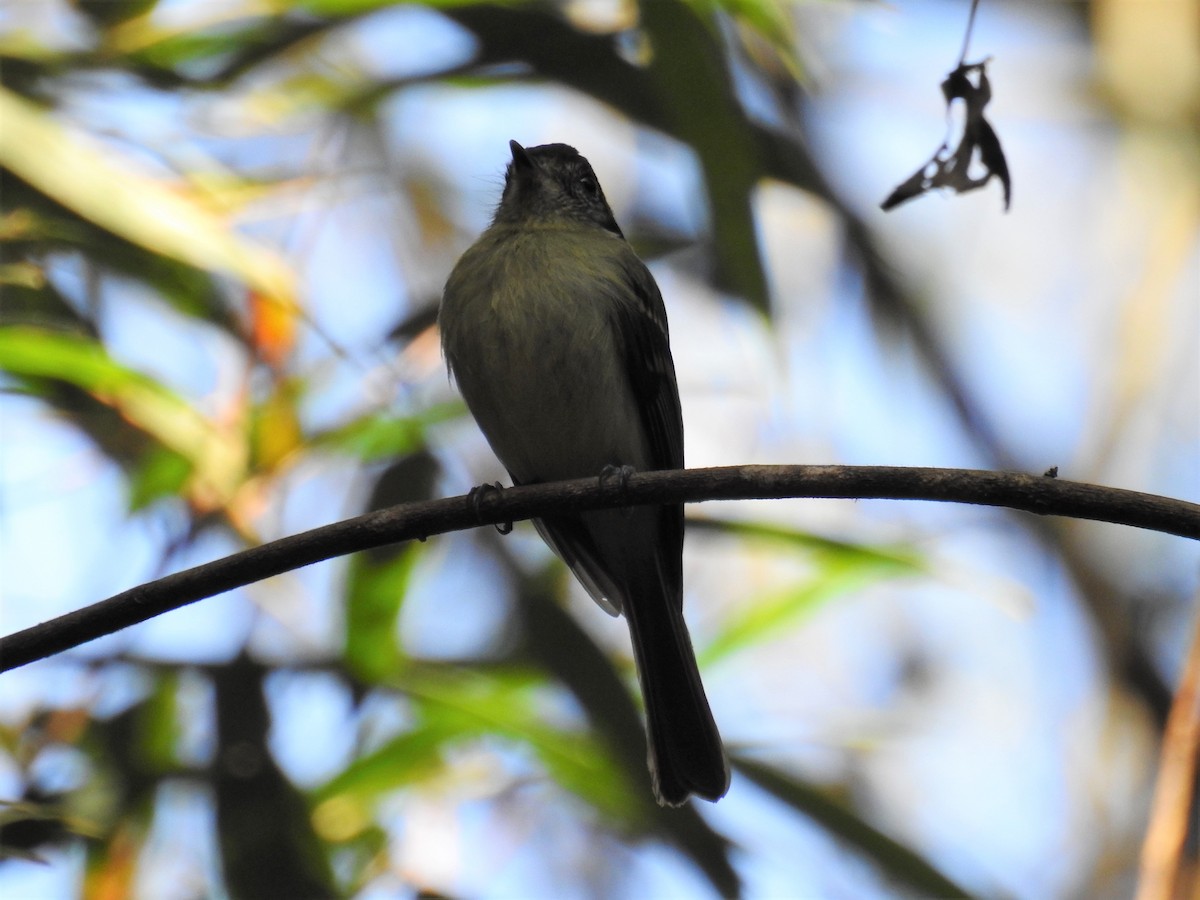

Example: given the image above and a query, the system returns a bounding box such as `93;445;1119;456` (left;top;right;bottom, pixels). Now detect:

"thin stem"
1;464;1197;673
1137;593;1200;900
958;0;982;65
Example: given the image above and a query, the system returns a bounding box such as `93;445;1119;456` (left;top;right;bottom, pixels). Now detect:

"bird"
438;140;729;806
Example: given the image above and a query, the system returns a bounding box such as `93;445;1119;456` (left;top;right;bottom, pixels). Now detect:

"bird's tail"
622;566;729;806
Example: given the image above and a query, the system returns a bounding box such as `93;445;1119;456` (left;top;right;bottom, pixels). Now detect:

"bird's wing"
608;254;685;605
613;255;683;474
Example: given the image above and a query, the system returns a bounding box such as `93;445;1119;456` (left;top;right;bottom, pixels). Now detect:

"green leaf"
126;445;193;511
700;562;866;667
249;379;305;471
313;720;461;809
0;326;245;503
402;666;633;818
316;665;633;821
295;0;511;14
126;24;278;71
691;517;925;566
702;0;803;77
2;183;228;327
314;404;463;462
342;546;420;684
135;670;182;773
0;86;295;305
693;519;923;667
641;1;771;309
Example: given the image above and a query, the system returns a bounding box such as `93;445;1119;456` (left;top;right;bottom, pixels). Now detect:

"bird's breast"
442;230;650;484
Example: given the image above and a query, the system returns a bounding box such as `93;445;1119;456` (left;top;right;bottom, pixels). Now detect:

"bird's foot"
468;481;512;534
599;464;637;490
599;465;637;516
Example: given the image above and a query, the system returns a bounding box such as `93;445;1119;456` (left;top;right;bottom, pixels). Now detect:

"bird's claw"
599;464;637;490
599;465;637;517
468;482;512;534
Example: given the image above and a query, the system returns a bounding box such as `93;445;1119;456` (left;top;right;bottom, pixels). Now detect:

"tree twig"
2;464;1197;673
1137;590;1200;900
958;0;983;66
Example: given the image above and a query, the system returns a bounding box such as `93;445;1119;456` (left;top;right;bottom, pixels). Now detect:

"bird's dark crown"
494;141;623;236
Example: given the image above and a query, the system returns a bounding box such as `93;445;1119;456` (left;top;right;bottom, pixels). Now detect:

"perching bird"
438;141;728;806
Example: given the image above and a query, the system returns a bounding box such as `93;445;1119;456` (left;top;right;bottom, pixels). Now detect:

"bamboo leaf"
694;519;923;666
0;326;246;504
343;547;419;684
0;86;295;305
314;404;462;462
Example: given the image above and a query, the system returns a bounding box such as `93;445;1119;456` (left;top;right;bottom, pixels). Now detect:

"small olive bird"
439;141;729;806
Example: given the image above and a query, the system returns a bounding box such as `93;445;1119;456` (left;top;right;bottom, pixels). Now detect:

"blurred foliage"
0;0;1191;898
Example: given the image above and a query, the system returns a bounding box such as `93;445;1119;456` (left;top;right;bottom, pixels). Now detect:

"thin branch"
1137;591;1200;900
958;0;983;66
2;465;1197;673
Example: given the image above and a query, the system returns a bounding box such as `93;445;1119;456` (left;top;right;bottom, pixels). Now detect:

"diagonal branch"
2;464;1197;673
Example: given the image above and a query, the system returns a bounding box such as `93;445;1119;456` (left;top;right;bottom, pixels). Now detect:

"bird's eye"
578;175;600;199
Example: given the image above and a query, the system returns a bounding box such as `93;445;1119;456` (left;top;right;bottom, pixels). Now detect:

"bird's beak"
509;140;533;173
